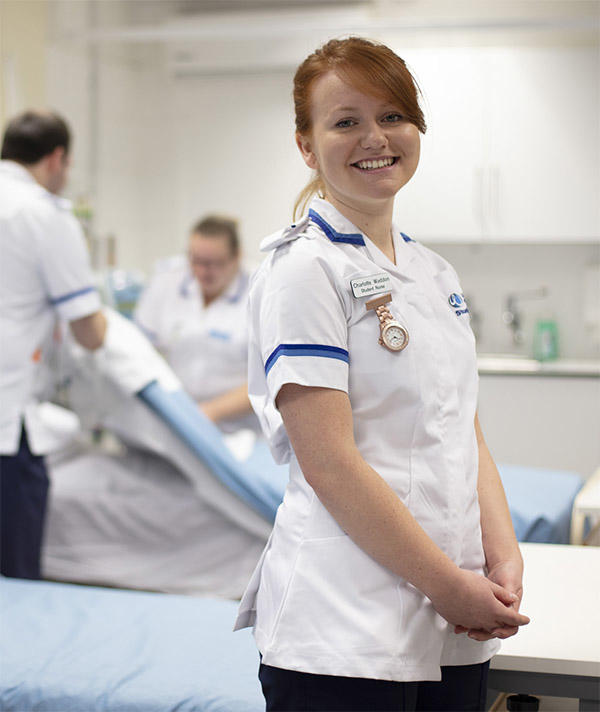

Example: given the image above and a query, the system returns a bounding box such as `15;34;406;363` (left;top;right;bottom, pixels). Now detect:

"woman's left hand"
454;559;524;641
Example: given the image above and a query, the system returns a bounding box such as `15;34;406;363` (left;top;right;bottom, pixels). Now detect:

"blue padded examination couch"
0;577;263;712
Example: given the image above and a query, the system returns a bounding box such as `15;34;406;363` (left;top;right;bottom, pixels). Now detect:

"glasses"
188;255;233;270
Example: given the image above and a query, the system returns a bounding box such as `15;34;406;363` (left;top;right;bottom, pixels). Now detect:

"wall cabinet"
394;46;599;243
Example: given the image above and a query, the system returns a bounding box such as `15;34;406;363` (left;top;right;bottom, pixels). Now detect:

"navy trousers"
0;427;49;579
259;660;490;712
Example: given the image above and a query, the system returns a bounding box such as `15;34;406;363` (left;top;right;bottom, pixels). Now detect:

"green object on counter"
533;318;559;361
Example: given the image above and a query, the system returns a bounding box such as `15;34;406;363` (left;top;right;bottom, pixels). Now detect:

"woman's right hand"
428;568;530;634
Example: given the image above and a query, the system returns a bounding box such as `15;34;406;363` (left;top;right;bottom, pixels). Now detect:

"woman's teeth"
354;157;395;170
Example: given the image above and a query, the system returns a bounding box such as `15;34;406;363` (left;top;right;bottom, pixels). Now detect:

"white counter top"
491;543;600;678
477;355;600;378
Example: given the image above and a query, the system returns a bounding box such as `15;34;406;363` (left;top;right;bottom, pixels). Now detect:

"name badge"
350;273;392;299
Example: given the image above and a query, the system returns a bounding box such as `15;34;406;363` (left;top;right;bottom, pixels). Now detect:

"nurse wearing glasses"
235;38;529;711
135;215;256;432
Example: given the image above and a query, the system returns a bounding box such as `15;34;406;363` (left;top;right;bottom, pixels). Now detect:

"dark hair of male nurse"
2;110;70;163
1;111;72;196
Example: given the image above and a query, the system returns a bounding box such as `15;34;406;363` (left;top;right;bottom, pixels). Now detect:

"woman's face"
188;232;239;301
297;71;420;213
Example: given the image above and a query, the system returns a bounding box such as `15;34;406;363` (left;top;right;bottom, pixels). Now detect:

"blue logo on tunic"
208;329;232;341
448;293;464;308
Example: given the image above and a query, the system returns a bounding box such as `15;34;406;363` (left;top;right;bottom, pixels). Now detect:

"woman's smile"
351;156;398;172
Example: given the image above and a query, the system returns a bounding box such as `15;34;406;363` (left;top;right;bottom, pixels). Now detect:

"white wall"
92;65;313;271
0;0;47;126
169;71;310;265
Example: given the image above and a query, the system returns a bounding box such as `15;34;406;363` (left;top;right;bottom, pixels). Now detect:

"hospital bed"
0;577;263;712
42;309;288;598
42;309;583;598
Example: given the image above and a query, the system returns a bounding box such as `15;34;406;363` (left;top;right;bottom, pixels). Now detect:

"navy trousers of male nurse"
0;427;49;579
259;660;490;712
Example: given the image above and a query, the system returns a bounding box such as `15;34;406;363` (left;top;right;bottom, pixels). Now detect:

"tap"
502;287;548;346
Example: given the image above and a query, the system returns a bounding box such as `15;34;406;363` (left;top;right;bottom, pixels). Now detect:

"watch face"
382;322;409;351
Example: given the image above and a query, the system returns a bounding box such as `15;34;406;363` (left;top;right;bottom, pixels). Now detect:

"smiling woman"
235;37;528;712
293;37;427;222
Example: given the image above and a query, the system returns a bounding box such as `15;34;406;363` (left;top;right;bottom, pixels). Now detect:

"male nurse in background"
0;110;107;579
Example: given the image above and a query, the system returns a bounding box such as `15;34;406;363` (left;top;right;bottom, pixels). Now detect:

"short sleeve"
248;247;349;463
36;208;100;321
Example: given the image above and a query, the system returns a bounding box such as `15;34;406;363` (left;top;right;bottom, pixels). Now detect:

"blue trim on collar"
226;271;249;304
265;343;349;375
308;209;365;246
401;232;415;243
179;274;195;298
49;286;96;306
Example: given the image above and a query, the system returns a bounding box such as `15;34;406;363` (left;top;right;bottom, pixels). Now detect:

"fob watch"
366;293;409;352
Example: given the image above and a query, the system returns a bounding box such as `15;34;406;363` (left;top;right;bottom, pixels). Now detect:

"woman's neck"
326;195;396;264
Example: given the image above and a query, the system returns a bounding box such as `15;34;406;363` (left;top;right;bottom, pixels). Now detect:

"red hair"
293;37;427;218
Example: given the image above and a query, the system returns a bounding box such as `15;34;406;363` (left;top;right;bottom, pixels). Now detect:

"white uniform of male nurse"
235;37;530;712
134;216;257;433
0;110;106;581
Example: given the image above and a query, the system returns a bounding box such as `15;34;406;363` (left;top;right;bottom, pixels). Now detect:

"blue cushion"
499;464;584;544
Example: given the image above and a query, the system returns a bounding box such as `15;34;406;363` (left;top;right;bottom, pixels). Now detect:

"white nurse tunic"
0;160;101;455
134;259;258;433
235;197;499;681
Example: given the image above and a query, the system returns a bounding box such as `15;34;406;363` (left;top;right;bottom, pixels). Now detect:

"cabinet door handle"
491;165;501;233
483;165;492;238
474;166;485;239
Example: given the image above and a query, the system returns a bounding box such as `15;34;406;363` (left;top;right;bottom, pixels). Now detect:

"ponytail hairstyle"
292;37;427;220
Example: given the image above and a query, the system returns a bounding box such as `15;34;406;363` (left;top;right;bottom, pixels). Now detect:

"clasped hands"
431;560;529;642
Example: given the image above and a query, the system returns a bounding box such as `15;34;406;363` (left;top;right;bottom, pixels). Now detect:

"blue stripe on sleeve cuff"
265;343;349;375
50;286;97;306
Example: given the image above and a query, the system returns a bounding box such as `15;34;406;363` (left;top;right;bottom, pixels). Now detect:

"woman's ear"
296;132;318;170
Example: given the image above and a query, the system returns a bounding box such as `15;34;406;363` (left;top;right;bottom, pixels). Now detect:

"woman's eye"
382;113;404;123
335;118;355;128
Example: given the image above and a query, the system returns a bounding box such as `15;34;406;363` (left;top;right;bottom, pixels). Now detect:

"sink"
477;354;600;377
477;352;530;360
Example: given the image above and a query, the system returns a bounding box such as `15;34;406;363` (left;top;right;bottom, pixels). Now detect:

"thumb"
490;581;519;607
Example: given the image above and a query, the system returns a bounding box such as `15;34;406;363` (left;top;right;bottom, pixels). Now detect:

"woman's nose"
360;121;387;150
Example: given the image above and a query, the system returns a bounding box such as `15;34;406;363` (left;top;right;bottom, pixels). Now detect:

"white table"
487;543;600;711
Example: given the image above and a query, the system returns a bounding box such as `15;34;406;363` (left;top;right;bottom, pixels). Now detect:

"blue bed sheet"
0;578;263;712
498;464;583;544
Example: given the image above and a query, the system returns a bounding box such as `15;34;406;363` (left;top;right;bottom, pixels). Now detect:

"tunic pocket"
272;536;402;657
